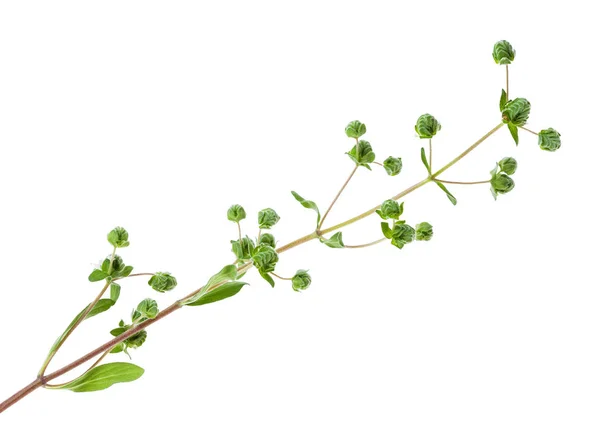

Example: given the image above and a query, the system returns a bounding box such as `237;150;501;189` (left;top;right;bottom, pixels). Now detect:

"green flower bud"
346;140;376;168
291;269;312;292
502;98;530;126
491;172;515;198
99;254;134;279
415;114;441;139
498;157;518;175
258;233;276;248
148;272;177;293
258;208;280;229
107;226;130;248
231;236;255;260
125;330;147;349
538;128;561;152
391;223;415;249
135;298;159;320
415;222;433;241
383;156;403;176
345;120;367;138
227;204;246;223
376;199;403;220
492;40;515;65
252;245;279;274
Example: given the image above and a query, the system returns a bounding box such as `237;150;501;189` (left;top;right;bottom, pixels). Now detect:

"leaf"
119;265;134;278
50;362;144;392
182;264;239;305
291;191;321;226
420;147;431;175
381;222;393;239
110;283;121;302
88;269;108;282
320;232;344;248
88;299;116;318
434;181;457;205
110;326;127;337
507;122;519;146
187;282;249;306
260;272;275;288
499;89;507;111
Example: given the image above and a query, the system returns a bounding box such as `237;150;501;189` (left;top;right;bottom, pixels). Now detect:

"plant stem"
345;238;387;249
1;123;504;414
127;273;155;278
237;222;242;245
519;126;538;136
435;179;490;185
318;164;358;230
107;246;117;275
429;139;433;171
37;282;110;378
272;272;293;281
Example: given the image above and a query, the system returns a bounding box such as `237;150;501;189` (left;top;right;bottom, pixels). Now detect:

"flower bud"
231;236;255;260
391;223;415;249
492;40;515;65
148;272;177;293
126;330;147;349
258;233;276;248
415;114;441;139
252;245;279;274
498;157;517;175
502;98;530;126
258;208;280;229
538;128;561;152
345;120;367;138
135;298;159;320
346;140;376;168
292;269;312;292
107;226;130;248
376;199;403;220
415;222;433;241
383;156;403;176
491;172;515;198
227;204;246;223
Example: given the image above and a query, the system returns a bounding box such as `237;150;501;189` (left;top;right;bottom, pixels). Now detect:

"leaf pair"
184;265;248;306
48;362;144;393
89;255;133;282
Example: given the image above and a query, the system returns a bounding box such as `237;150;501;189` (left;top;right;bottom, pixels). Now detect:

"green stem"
519;126;538;136
506;65;509;99
429;139;433;171
435;179;490;185
107;246;117;275
345;237;387;249
272;272;293;281
318;164;359;231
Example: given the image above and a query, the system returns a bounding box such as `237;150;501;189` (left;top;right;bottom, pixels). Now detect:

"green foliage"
415;114;441;139
381;222;393;239
292;270;312;292
148;272;177;293
434;181;457;205
88;254;133;282
227;204;246;223
538;128;561;152
346;140;376;169
507;122;519;146
252;246;279;287
231;236;255;260
107;227;130;248
258;208;280;229
492;40;515;64
391;223;416;249
415;222;433;241
502;98;530;126
499;89;508;111
49;362;144;393
383;156;402;176
420;147;431;175
258;233;276;248
499;157;518;175
345;120;367;138
320;232;344;248
490;163;515;200
376;199;403;220
291;191;321;226
133;299;159;321
187;282;248;307
183;264;241;306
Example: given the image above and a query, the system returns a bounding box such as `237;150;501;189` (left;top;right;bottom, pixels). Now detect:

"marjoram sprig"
0;40;561;414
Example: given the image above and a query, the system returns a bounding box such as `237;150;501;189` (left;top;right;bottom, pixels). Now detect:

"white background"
0;1;598;446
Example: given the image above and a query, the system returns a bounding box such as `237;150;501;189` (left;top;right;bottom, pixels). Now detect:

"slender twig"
318;164;359;231
272;272;293;281
126;273;155;278
435;179;490;185
1;123;504;414
519;126;538;136
345;238;386;249
237;222;242;244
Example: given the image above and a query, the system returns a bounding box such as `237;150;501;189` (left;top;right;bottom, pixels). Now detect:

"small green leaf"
260;272;275;288
434;181;457;206
49;362;144;393
502;98;530;126
258;208;280;229
499;89;507;111
135;299;159;320
391;223;416;250
110;283;121;302
507;122;519;146
88;269;108;282
258;233;276;248
206;265;238;289
381;222;393;239
187;282;248;306
420;147;431;175
346;140;376;169
291;191;321;226
110;326;127;337
227;204;246;223
88;299;116;318
231;236;255;260
320;232;344;248
107;227;130;249
345;120;367;138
